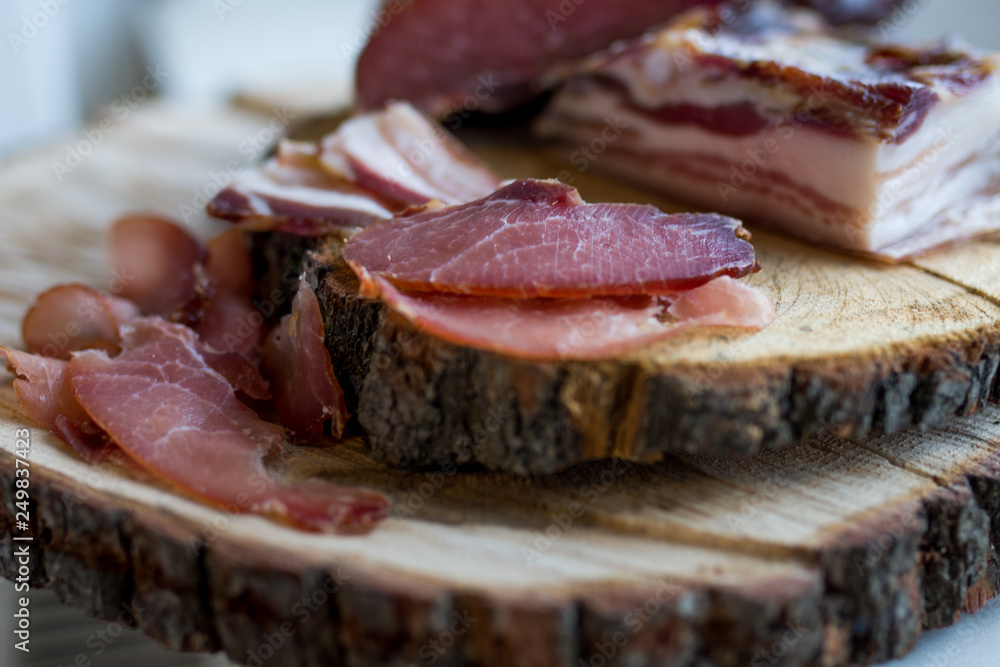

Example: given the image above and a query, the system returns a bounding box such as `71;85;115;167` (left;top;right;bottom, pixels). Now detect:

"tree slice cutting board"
0;104;999;667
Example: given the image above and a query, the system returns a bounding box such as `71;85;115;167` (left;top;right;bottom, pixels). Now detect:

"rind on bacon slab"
207;102;500;234
343;179;760;298
355;0;902;117
535;2;1000;260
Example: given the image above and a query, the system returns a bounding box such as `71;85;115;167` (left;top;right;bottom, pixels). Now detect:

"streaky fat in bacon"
535;1;1000;260
207;102;501;234
343;179;759;298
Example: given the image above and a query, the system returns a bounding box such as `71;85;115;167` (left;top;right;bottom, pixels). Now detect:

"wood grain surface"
0;104;999;666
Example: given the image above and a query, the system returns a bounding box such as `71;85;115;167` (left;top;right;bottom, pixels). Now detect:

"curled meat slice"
22;283;139;360
70;318;388;533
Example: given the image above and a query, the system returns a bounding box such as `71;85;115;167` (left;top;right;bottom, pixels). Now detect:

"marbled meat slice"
343;179;758;298
69;318;388;533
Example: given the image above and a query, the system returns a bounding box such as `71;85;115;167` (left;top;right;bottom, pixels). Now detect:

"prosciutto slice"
370;275;772;361
22;284;139;360
1;348;112;463
208;102;500;234
206;158;392;235
264;280;349;440
109;215;209;319
70;318;388;533
355;0;900;117
343;179;758;298
535;2;1000;260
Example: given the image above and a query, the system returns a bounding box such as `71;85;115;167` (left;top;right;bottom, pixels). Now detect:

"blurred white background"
1;1;1000;666
1;0;1000;159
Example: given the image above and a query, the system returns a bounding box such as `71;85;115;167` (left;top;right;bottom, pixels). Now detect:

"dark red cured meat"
196;230;267;356
355;0;900;116
343;179;759;298
69;318;388;533
369;274;773;360
2;348;113;463
264;280;348;440
22;283;140;360
108;215;209;320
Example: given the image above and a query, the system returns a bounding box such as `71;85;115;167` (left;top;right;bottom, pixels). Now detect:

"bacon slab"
536;2;1000;260
343;179;758;298
208;102;500;234
355;0;899;117
70;318;388;533
370;275;772;361
264;280;348;440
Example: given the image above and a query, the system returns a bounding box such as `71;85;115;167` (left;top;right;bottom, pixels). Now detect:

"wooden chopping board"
0;103;999;667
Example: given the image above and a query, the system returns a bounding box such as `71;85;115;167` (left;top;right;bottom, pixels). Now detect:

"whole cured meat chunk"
343;179;759;298
355;0;901;116
535;2;1000;260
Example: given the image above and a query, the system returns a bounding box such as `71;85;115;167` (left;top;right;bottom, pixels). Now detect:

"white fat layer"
539;81;1000;254
234;162;392;218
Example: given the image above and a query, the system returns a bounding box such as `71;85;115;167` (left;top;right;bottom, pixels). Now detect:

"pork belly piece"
355;0;901;117
535;2;1000;260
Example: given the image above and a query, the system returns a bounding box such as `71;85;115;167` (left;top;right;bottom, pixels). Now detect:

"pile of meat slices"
4;217;389;534
211;101;775;360
4;100;775;534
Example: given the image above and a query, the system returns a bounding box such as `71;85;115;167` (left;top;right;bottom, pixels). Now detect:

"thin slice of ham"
264;280;348;440
208;103;501;234
2;348;112;463
109;215;209;319
370;275;773;361
22;284;140;360
320;102;501;208
196;230;267;356
70;318;388;533
207;159;392;235
343;179;759;298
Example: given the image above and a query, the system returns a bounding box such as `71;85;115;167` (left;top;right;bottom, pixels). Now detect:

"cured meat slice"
535;2;1000;260
197;230;267;356
343;179;758;298
208;102;500;233
109;215;208;318
320;101;501;207
369;275;772;361
22;284;140;360
70;318;388;533
2;348;112;463
355;0;900;117
264;280;349;440
207;158;392;235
